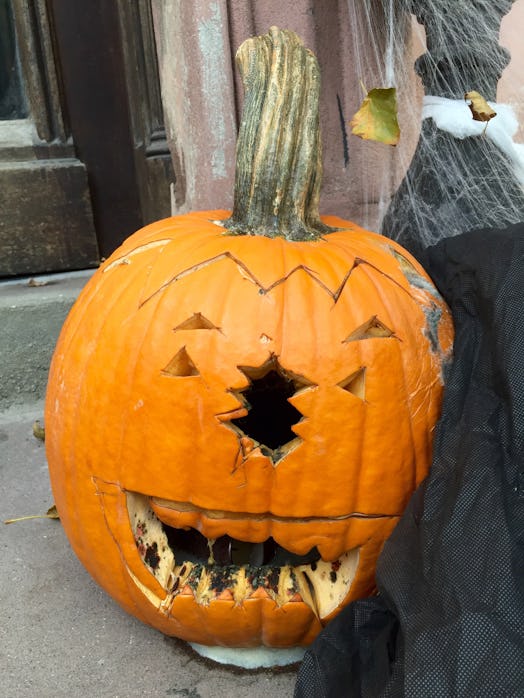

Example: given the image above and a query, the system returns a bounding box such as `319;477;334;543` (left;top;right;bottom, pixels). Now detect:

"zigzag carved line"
139;250;412;307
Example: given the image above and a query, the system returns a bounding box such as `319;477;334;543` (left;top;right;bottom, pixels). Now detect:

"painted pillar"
151;0;410;230
151;1;237;214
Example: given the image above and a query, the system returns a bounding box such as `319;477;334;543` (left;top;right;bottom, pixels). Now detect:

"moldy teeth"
127;492;359;619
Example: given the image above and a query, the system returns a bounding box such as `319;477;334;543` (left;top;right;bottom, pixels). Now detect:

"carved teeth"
277;566;301;607
194;567;214;606
126;492;359;619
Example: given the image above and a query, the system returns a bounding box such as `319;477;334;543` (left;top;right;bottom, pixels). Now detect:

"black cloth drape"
295;224;524;698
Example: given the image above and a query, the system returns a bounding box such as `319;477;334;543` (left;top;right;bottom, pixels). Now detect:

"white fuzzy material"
189;642;307;668
423;95;524;185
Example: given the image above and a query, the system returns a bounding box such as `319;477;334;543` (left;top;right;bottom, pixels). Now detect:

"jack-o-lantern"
45;28;453;648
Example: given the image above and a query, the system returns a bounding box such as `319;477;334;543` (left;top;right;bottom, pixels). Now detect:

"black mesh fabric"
294;224;524;698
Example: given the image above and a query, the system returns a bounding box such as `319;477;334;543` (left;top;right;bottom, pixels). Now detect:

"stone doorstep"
0;269;95;414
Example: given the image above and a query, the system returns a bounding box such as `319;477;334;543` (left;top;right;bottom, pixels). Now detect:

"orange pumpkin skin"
45;210;453;647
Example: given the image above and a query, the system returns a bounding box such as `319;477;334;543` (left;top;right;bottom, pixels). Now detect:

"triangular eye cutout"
338;367;366;401
173;313;219;331
343;316;394;342
161;347;199;377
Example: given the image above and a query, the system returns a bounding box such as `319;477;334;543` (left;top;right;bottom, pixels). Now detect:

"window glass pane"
0;0;28;119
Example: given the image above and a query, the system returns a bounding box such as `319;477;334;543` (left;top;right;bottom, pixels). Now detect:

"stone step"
0;270;94;414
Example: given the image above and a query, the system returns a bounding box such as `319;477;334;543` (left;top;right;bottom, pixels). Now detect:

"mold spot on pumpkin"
389;247;441;300
144;543;161;570
389;246;453;363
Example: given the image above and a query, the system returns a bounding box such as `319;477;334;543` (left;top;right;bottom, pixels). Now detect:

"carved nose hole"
231;369;302;450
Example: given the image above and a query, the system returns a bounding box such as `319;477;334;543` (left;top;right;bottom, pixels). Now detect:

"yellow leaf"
4;504;60;525
350;87;400;146
32;419;45;441
465;91;497;123
46;504;60;519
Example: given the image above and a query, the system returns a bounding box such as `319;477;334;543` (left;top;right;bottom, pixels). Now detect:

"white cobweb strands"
423;97;524;186
344;0;524;260
343;0;417;230
349;0;399;87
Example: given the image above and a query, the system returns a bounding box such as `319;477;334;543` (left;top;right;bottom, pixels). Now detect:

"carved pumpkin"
45;28;453;648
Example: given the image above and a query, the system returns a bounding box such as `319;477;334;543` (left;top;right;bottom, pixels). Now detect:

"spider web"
345;0;524;256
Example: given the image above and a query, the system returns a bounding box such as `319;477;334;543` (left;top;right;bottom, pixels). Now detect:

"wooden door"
0;0;173;277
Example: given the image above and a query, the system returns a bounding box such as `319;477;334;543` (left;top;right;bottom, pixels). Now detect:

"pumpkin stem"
224;27;333;241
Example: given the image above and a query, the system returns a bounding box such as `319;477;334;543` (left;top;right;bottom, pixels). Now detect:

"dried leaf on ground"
46;504;60;519
465;91;497;123
32;419;45;441
350;87;400;146
4;504;60;525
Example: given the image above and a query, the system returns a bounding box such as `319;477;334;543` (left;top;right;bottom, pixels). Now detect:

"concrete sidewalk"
1;405;300;698
1;272;300;697
0;270;95;412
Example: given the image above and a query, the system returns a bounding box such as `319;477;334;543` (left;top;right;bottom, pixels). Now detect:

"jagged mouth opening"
127;492;360;619
164;527;321;568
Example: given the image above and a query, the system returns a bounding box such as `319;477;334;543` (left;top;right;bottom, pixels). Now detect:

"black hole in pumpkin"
231;369;302;451
162;525;319;568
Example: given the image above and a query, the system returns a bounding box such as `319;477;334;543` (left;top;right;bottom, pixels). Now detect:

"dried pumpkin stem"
224;27;332;241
